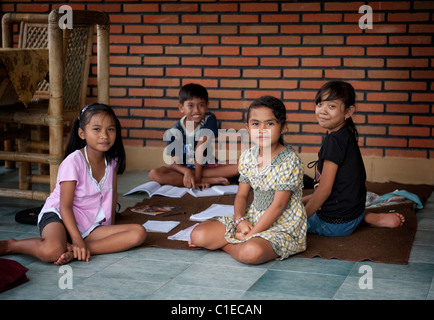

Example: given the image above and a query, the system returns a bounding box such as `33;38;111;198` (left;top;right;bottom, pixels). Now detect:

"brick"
366;137;407;148
120;119;143;129
368;115;410;125
388;12;430;22
200;25;238;34
283;47;322;56
203;46;240;56
142;15;179;24
182;15;219;23
389;126;430;137
302;58;341;67
201;3;238;12
213;111;243;121
204;68;241;78
411;70;434;79
282;2;320;11
221;36;258;45
183;36;220;44
368;70;409;79
412;116;434;125
111;56;142;65
409;139;434;149
144;57;179;65
182;57;219;66
367;47;409;56
240;3;278;12
243;69;281;78
128;67;164;77
130;46;163;55
386;104;430;114
284;69;323;78
165;46;201;55
145;78;180;88
261;36;301;45
367;92;408;102
281;25;320;34
262;14;299;23
259;80;298;89
303;13;342;23
221;57;258;66
166;67;202;77
221;15;259;23
220;79;257;88
385;81;427;91
242;47;280;56
325;69;365;79
261;58;299;67
241;26;279;34
347;36;387;45
123;4;159;13
386;149;427;158
142;36;179;45
389;36;432;45
387;58;428;68
244;90;282;100
322;25;362;34
303;36;344;45
344;58;384;68
161;25;197;34
412;93;434;102
161;4;199;12
411;47;434;56
129;88;164;97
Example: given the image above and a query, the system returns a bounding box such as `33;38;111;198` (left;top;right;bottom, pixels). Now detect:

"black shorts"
38;211;72;243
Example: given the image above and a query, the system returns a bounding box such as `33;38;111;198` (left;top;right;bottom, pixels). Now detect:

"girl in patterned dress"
189;96;307;264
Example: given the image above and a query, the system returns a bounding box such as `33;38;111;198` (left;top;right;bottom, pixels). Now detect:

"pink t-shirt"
38;150;117;237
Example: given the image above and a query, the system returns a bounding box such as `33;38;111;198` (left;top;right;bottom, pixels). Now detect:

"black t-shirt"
316;125;366;222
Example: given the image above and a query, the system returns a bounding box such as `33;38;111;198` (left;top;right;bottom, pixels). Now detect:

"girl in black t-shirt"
303;81;405;237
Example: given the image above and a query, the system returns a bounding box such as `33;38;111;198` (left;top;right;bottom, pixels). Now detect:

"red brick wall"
2;1;433;159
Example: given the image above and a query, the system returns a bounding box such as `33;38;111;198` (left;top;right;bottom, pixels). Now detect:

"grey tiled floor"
1;167;434;300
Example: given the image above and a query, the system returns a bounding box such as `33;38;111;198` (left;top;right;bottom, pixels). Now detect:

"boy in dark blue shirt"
148;83;238;188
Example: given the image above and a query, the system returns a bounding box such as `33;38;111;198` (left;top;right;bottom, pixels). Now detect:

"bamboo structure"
0;10;110;201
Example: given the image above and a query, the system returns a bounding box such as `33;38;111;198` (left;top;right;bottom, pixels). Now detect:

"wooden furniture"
0;9;110;200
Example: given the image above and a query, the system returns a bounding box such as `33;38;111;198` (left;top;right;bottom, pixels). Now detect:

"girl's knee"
40;241;67;263
189;226;205;247
131;224;147;246
237;242;263;264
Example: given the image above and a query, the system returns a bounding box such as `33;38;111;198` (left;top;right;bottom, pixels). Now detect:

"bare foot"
0;240;11;255
364;212;405;228
202;177;230;186
54;244;74;265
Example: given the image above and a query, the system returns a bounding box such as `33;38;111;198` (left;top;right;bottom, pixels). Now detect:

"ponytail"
346;117;358;142
64;117;86;159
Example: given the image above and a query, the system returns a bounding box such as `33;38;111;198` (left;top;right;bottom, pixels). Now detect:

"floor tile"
248;269;346;299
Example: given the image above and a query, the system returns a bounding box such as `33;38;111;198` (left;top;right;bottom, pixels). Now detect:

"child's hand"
236;220;252;240
71;238;90;262
183;170;196;188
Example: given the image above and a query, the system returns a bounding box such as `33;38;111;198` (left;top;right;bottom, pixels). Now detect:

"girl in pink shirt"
1;104;146;265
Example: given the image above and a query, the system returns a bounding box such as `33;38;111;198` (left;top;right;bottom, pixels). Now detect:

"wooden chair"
0;9;110;200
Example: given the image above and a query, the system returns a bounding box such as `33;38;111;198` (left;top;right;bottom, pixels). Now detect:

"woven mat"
117;182;433;264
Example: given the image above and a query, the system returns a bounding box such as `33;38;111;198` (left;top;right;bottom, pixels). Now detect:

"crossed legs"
0;222;146;265
189;220;278;265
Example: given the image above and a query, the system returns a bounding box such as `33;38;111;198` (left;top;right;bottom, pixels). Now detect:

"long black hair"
315;80;359;141
246;95;287;145
65;103;126;174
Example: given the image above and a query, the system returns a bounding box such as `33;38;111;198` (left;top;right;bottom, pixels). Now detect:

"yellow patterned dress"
215;144;307;260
